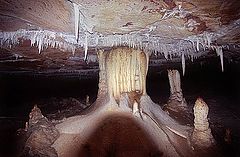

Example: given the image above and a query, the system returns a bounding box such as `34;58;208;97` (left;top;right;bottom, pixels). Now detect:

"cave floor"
0;93;240;157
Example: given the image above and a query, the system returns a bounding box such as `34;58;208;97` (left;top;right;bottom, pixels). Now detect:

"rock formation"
22;105;59;157
164;69;187;112
52;47;193;157
191;98;215;148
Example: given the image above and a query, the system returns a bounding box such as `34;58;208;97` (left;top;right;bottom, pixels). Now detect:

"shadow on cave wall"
76;115;163;157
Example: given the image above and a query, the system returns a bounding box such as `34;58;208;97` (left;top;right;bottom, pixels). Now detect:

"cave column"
97;50;108;98
165;69;187;111
54;47;194;157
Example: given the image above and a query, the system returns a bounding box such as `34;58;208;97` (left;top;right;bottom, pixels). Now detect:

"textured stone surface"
193;98;209;131
22;105;59;157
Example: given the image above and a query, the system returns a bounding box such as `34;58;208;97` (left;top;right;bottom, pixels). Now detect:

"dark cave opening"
0;58;240;157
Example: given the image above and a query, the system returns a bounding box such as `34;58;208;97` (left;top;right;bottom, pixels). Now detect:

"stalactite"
84;33;88;61
0;30;76;54
196;38;199;51
214;46;224;72
38;38;42;54
0;27;229;64
181;53;185;76
73;3;79;41
206;33;212;47
163;45;168;59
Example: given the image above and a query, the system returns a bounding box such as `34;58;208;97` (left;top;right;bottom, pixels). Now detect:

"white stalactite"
215;46;224;72
220;49;224;72
205;33;212;47
196;38;199;51
73;3;79;41
0;27;228;64
38;36;42;54
181;53;185;76
84;33;88;61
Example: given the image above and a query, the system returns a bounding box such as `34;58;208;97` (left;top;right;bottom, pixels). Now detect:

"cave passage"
0;57;240;157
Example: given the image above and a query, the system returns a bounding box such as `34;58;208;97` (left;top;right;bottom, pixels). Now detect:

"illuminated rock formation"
165;69;187;112
52;47;193;157
106;48;147;100
191;98;215;148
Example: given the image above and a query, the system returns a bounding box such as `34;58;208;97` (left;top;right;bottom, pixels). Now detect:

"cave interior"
0;0;240;157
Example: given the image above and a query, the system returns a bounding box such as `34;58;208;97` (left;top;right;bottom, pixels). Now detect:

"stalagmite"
191;98;215;148
23;105;59;157
224;128;232;144
164;69;187;112
73;3;79;41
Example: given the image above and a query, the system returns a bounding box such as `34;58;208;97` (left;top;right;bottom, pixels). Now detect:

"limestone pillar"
97;50;108;97
165;69;187;111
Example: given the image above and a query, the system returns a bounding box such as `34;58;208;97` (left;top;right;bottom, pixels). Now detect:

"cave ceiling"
0;0;240;73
